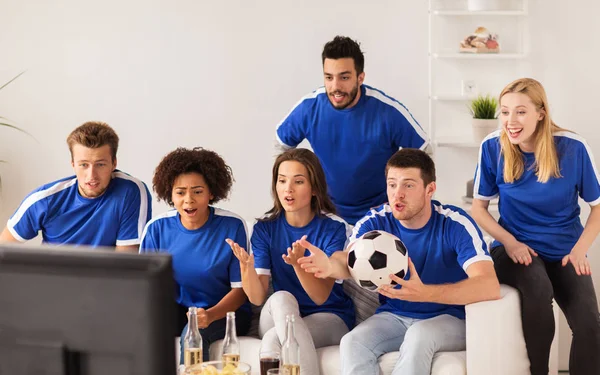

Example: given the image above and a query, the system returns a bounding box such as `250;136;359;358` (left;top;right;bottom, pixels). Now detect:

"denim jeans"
492;245;600;375
339;311;466;375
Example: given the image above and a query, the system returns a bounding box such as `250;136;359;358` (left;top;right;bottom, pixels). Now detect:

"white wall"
528;0;600;369
1;0;599;370
0;0;429;225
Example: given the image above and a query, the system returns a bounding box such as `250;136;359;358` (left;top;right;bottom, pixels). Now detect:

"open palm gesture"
226;238;254;272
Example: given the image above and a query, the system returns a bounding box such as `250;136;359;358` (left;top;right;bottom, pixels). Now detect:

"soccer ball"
347;230;409;291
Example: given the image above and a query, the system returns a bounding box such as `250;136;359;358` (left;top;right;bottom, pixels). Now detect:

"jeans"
259;291;349;375
492;245;600;375
339;311;466;375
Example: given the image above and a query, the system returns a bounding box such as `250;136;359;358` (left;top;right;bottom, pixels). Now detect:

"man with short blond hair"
0;121;151;252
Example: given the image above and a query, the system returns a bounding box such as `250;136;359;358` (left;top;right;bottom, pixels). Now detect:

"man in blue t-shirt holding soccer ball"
297;148;500;375
276;35;430;225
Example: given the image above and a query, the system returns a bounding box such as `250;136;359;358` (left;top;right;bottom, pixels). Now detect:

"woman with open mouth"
472;78;600;375
140;147;251;364
226;148;354;375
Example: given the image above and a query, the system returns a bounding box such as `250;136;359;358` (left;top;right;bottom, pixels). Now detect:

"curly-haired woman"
139;147;251;363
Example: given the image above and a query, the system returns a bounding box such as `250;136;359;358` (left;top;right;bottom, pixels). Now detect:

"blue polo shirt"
352;202;491;320
276;84;429;224
139;207;250;313
474;130;600;261
252;213;355;329
7;170;151;246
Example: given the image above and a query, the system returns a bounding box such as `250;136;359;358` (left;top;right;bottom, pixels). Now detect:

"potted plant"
469;94;499;142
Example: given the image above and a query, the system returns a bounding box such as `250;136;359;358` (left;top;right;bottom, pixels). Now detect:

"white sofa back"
204;283;559;375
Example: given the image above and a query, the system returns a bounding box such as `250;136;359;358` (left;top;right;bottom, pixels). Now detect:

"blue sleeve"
390;105;429;150
576;141;600;205
349;213;377;242
229;220;247;286
474;139;499;199
117;182;151;246
144;185;152;224
250;222;272;275
7;193;47;241
322;222;350;256
448;211;492;271
139;222;160;254
276;100;307;148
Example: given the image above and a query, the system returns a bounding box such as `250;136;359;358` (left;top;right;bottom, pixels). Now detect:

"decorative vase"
467;0;502;11
472;118;499;142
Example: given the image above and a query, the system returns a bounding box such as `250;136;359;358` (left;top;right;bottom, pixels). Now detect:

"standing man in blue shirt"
276;35;429;225
0;121;152;252
297;148;500;375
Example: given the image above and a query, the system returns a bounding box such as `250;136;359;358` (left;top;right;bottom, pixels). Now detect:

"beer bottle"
281;314;300;375
183;307;203;369
221;311;240;365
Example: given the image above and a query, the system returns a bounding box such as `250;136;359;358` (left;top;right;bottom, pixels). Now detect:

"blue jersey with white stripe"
7;170;151;246
351;202;491;320
139;207;250;313
276;85;429;225
474;131;600;261
251;213;355;329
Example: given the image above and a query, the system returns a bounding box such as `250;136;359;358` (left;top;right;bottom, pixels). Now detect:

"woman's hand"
297;238;334;279
562;248;592;276
504;239;538;266
186;308;212;329
282;235;307;267
196;308;212;329
225;238;254;272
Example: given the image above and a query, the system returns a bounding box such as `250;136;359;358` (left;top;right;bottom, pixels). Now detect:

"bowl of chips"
185;361;251;375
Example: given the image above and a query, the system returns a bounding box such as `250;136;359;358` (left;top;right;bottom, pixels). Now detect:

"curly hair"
152;147;233;206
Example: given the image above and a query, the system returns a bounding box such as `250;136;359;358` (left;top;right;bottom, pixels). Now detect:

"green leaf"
468;94;498;119
0;122;37;141
0;71;38;143
0;71;26;91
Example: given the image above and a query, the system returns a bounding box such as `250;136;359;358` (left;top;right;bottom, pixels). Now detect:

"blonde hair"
499;78;565;183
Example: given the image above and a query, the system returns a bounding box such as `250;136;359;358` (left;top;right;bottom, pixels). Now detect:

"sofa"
197;281;559;375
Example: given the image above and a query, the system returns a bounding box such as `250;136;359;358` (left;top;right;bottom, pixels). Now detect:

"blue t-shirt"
276;85;429;225
139;207;250;314
474;130;600;261
7;170;151;246
251;213;355;329
352;202;491;320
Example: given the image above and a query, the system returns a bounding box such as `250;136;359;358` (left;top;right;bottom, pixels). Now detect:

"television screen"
0;243;177;375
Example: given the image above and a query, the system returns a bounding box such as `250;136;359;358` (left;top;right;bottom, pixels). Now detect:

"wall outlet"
461;80;477;96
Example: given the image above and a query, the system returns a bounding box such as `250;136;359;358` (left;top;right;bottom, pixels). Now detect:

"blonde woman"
472;78;600;375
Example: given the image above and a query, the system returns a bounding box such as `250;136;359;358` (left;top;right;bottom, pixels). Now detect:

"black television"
0;243;177;375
